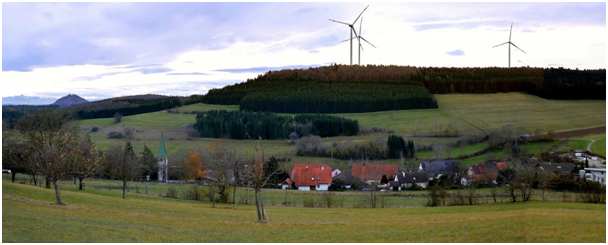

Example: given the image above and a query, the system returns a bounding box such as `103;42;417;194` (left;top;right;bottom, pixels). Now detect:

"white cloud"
2;2;605;100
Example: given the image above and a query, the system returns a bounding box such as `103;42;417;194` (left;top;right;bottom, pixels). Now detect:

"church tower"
158;130;168;182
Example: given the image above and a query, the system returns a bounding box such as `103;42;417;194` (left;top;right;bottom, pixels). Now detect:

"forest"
194;110;359;140
532;68;606;100
71;95;202;119
203;65;604;114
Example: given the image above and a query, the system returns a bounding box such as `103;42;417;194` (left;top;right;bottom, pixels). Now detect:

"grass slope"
3;181;605;243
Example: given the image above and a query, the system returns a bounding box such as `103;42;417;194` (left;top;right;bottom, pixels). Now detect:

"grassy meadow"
2;181;605;243
77;92;605;164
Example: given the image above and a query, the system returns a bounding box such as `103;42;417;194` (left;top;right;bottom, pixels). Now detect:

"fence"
3;173;604;208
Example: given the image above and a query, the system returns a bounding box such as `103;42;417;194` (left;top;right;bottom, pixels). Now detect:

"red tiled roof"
283;178;293;186
291;163;332;187
351;163;399;181
496;162;508;170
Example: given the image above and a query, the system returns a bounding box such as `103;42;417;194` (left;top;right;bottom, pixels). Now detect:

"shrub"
107;131;125;139
303;197;315;207
184;185;204;201
90;127;99;133
113;112;122;123
166;186;179;198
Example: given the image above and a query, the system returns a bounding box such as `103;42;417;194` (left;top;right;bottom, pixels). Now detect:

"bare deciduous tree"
70;135;104;190
105;141;142;199
205;141;236;204
250;139;283;223
17;111;80;204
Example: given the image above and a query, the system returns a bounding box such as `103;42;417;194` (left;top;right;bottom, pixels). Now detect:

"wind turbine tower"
493;23;526;68
343;16;376;65
329;5;369;65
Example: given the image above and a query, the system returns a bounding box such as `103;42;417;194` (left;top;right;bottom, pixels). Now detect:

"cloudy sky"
2;2;606;101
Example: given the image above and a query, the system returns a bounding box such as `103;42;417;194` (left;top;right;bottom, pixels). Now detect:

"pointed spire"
158;129;167;159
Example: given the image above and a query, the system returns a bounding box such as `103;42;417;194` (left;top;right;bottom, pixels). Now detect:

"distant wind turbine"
329;5;369;65
493;23;526;68
343;16;376;65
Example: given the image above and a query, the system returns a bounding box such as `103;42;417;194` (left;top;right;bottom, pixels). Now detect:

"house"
281;178;293;189
582;168;606;186
332;169;342;178
519;134;531;142
199;170;235;183
391;171;430;190
463;162;508;185
332;172;364;189
536;162;574;175
290;164;332;191
419;160;459;179
351;163;399;184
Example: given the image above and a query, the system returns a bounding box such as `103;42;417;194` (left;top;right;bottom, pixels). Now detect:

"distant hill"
2;95;57;105
53;94;89;108
69;94;202;120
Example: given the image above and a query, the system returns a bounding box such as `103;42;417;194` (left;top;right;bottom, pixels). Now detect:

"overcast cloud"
2;2;605;100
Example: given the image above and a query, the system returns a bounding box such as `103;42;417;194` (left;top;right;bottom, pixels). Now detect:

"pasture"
78;92;605;163
2;181;605;243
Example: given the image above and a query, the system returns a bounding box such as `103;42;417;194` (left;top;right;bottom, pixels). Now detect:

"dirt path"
587;139;597;152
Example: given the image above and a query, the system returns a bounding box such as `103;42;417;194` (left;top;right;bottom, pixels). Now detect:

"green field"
2;181;605;242
79;103;239;128
557;133;606;156
79;92;605;135
78;92;605;163
592;138;606;157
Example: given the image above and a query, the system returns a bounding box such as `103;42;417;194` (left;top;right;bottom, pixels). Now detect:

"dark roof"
352;163;399;181
420;160;459;176
543;163;574;173
395;171;430;184
332;172;364;187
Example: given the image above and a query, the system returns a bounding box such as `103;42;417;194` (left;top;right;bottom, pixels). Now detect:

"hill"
68;94;202;120
203;65;605;114
52;94;89;107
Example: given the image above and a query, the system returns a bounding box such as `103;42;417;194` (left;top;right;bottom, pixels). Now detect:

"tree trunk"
122;180;127;199
53;180;63;205
32;174;37;186
46;178;51;189
232;184;237;204
255;189;263;222
11;171;16;182
79;177;84;190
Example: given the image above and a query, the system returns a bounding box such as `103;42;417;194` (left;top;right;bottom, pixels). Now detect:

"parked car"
2;169;12;174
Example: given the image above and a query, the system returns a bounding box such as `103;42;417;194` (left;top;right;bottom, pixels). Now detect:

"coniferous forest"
203;65;605;114
194;110;359;140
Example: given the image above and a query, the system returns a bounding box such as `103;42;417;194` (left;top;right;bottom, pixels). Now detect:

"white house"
583;168;606;186
291;164;332;191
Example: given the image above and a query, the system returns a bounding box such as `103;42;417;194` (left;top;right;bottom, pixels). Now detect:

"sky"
2;2;606;101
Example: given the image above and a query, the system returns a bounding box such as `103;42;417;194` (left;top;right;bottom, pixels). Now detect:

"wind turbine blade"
492;42;509;48
342;37;358;43
360;37;376;48
359;16;363;36
509;23;513;42
359;43;364;52
510;43;526;54
352;5;369;25
351;26;359;39
329;19;351;26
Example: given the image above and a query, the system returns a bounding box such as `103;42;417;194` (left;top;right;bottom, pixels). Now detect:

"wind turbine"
493;23;526;68
329;5;369;65
342;16;376;65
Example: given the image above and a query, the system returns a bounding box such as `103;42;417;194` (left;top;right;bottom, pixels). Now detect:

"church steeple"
158;129;168;182
158;129;167;160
